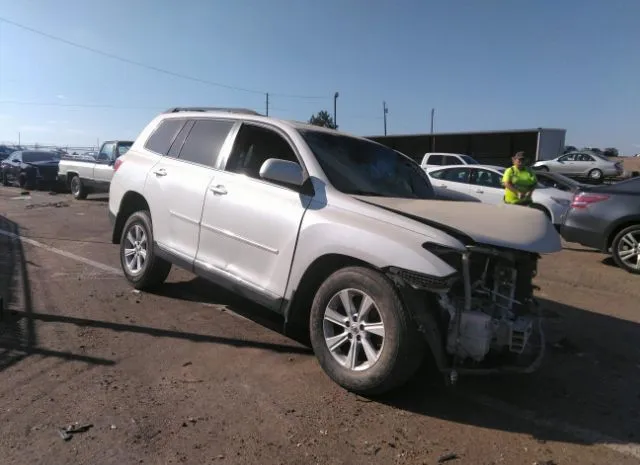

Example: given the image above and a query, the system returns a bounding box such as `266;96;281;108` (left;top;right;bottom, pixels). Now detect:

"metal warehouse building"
367;128;566;167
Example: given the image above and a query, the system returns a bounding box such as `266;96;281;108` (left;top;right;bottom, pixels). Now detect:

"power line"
0;17;329;101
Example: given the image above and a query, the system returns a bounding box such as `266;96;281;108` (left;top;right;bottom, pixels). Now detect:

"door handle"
152;168;167;177
439;184;447;188
209;185;227;195
475;189;484;193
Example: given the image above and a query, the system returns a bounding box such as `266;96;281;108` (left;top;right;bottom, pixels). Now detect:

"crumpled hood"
353;196;562;254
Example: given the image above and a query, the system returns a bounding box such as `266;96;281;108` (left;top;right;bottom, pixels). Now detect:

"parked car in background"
108;107;561;395
533;170;585;193
420;152;479;168
425;164;573;229
533;151;623;182
561;177;640;274
0;150;61;189
58;140;133;199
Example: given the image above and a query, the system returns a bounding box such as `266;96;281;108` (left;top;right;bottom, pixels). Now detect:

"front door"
196;123;311;307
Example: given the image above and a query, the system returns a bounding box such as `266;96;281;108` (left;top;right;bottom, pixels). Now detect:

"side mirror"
259;158;304;187
11;159;19;163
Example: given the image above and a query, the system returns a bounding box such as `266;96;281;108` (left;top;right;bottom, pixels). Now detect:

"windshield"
22;152;59;162
461;155;478;164
299;130;435;199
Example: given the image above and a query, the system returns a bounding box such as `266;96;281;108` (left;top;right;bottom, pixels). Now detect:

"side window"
558;154;575;162
444;156;462;165
98;142;116;161
473;169;502;188
167;121;195;158
144;119;187;155
178;119;235;168
578;154;594;162
428;155;444;165
225;124;299;181
429;169;444;179
442;167;470;183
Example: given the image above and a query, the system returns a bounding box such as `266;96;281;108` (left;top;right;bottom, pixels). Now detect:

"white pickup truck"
58;140;133;199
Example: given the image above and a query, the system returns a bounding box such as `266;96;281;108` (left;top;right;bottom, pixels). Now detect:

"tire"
69;175;88;200
588;169;603;183
1;172;9;186
611;224;640;274
18;173;27;189
119;210;172;289
309;266;425;396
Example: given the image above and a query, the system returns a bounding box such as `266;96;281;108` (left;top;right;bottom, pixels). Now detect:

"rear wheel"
588;168;603;183
120;210;172;289
70;175;88;200
309;266;425;396
611;225;640;274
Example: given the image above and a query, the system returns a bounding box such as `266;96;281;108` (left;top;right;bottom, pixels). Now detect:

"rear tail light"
570;192;610;209
113;158;124;172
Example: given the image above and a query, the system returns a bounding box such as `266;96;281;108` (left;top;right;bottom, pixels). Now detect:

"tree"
563;145;577;154
309;110;337;129
603;147;619;158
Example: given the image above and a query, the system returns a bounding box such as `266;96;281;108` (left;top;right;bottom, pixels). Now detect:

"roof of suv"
155;107;374;142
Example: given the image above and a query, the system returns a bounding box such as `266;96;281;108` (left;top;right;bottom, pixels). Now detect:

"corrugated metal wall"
368;131;539;167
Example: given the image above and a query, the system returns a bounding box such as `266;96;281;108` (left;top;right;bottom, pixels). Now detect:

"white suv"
108;107;561;395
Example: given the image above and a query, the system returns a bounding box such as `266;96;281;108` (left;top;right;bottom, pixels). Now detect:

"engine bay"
438;246;542;370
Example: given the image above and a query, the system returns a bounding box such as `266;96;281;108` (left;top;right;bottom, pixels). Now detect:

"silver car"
425;164;573;228
533;151;623;182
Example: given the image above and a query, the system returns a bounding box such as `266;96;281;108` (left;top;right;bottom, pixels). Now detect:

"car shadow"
375;297;640;448
0;215;114;370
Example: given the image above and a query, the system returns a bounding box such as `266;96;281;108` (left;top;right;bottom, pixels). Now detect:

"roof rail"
163;107;262;116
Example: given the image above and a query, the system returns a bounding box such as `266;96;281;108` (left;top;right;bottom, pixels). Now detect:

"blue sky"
0;0;638;154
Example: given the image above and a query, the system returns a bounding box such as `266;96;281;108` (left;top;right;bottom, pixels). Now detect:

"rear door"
145;118;237;262
468;167;505;204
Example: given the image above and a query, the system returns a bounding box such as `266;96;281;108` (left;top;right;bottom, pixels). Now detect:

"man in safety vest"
502;151;537;205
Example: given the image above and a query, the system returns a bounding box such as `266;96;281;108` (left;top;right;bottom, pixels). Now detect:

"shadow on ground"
0;215;115;370
377;297;640;448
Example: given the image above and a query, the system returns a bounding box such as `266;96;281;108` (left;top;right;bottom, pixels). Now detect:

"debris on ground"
58;423;94;441
533;460;557;465
20;191;30;196
25;201;70;210
437;452;459;463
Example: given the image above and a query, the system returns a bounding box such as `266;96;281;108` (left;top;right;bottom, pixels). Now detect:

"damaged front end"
388;243;544;384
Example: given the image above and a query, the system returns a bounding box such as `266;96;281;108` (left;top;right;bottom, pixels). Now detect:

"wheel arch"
606;217;640;250
112;190;150;244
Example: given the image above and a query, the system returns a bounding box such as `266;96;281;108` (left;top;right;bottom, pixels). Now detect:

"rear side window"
177;119;234;168
427;155;443;165
145;119;187;155
444;156;462;165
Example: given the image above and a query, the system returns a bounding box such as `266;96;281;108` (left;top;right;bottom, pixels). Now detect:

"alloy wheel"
123;224;148;274
323;288;385;371
617;231;640;270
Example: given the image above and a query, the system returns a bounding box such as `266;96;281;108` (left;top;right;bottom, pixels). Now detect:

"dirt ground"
1;187;639;465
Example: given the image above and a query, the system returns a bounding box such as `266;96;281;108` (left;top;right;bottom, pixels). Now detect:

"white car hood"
353;196;562;254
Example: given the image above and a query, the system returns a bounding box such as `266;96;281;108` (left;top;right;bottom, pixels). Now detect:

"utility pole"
265;93;269;116
430;108;435;151
18;132;20;146
333;92;339;128
383;101;388;136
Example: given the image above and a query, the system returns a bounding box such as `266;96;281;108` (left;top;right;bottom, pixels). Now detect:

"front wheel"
611;225;640;274
1;172;9;186
309;266;425;396
120;210;172;289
